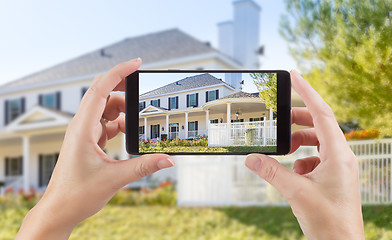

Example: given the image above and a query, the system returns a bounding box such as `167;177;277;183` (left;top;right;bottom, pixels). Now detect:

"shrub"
345;129;380;140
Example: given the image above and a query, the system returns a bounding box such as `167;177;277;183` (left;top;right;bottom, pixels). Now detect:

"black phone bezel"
126;70;291;155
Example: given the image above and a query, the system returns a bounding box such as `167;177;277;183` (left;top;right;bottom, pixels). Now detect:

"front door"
151;124;160;139
39;153;58;187
169;123;179;139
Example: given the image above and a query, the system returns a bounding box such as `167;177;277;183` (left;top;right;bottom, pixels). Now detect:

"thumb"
112;154;175;188
245;154;307;202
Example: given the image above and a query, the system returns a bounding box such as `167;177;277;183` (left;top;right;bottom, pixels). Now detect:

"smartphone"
126;70;291;155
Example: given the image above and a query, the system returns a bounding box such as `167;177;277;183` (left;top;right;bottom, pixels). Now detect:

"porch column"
185;112;189;139
144;117;148;140
269;108;273;142
226;103;231;145
22;135;30;191
205;110;210;135
166;115;169;139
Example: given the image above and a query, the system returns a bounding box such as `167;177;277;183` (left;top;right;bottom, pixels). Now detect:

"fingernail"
157;157;175;169
130;57;142;62
245;155;262;172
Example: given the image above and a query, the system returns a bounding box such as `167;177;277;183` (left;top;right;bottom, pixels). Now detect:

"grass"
139;146;277;153
1;205;392;239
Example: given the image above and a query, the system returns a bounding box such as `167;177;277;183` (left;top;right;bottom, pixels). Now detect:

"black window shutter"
186;95;189;107
205;91;208;102
38;94;43;106
150;125;153;139
39;154;43;187
196;93;199;107
216;90;219;99
150;100;153;106
175;96;179;109
143;102;146;109
19;156;23;175
195;121;198;130
158;99;160;107
158;124;160;137
81;88;87;99
56;92;61;110
168;98;171;110
21;97;25;113
5;157;9;176
4;100;9;125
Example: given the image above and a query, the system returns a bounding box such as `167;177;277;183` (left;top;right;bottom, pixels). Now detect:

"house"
138;72;277;147
0;0;268;191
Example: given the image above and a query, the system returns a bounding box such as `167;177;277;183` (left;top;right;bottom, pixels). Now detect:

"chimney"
218;0;261;69
225;72;242;92
217;21;234;59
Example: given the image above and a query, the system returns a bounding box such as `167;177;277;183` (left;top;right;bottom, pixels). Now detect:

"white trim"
139;105;168;116
5;105;71;132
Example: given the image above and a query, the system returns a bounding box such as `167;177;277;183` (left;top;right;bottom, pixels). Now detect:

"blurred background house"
0;0;390;207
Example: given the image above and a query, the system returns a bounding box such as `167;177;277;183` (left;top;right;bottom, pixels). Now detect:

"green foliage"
280;0;392;135
108;183;176;206
1;205;392;239
139;145;277;153
250;73;277;112
245;128;257;145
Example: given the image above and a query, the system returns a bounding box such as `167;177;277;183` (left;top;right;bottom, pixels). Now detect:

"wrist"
16;198;78;240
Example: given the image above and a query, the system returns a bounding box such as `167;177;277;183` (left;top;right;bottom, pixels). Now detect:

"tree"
280;0;392;135
250;73;277;112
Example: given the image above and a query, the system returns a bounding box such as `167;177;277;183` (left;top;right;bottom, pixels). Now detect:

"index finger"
290;70;346;150
76;58;142;132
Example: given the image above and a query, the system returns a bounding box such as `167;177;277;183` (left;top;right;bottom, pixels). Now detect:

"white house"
0;0;302;194
138;72;277;147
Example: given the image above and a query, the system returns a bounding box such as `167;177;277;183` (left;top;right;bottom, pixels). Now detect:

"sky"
0;0;297;86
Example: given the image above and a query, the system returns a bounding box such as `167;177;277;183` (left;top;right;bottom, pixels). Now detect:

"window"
151;124;160;139
4;98;25;125
187;93;198;107
250;117;264;122
205;90;219;102
210;119;219;124
139;102;146;111
151;99;160;107
5;156;23;176
39;92;61;110
188;121;198;138
139;126;144;134
39;153;58;187
231;119;244;123
168;96;178;110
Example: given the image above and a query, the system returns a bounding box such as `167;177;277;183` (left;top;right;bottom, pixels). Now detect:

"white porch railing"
208;120;277;147
177;139;392;206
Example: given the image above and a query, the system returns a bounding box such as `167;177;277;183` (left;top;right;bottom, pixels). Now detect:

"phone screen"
126;70;290;155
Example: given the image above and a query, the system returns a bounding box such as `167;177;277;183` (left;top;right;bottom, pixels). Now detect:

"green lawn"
1;205;392;239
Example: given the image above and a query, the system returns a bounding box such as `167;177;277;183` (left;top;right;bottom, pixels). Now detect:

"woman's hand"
245;70;364;240
16;58;175;240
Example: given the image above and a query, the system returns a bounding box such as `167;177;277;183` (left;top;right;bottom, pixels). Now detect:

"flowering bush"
345;129;380;140
108;180;176;206
0;188;41;209
139;136;208;149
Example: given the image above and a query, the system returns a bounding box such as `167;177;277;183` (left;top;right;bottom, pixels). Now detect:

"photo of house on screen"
138;72;277;150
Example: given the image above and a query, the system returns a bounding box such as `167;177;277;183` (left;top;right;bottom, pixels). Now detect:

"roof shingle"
140;73;232;98
1;29;217;90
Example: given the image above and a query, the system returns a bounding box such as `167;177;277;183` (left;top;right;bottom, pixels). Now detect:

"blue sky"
0;0;296;86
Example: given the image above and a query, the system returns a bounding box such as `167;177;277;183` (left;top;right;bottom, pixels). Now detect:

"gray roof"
140;73;231;98
1;29;218;90
221;91;259;99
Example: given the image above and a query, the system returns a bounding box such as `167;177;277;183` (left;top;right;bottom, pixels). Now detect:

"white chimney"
218;0;261;69
217;21;234;59
225;72;242;92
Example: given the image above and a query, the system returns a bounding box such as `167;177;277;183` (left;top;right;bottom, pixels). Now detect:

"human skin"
16;58;175;240
245;70;364;239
